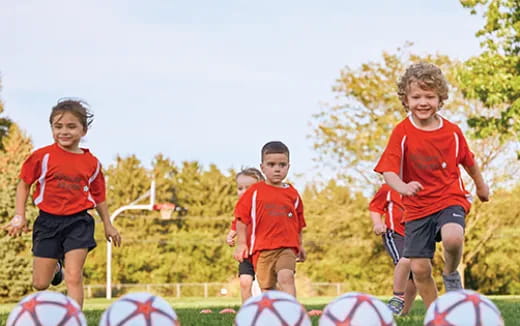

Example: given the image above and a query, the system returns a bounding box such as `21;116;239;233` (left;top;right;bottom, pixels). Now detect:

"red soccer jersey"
20;143;106;216
234;181;306;257
369;184;405;236
374;116;475;222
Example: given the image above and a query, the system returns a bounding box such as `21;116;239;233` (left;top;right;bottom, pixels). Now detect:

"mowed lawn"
1;296;518;325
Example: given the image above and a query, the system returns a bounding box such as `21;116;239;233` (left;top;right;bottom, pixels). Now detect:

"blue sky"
0;1;484;187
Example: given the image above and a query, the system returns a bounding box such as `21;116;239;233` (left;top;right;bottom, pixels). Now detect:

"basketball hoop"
153;203;176;219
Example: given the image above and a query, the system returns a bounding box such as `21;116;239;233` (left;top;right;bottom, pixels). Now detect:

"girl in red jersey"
374;63;489;309
226;168;264;302
3;99;121;308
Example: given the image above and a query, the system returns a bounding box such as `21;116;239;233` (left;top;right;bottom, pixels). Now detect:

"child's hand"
476;183;489;202
399;181;423;196
373;222;387;236
104;223;122;247
233;244;248;263
2;215;30;237
296;246;306;263
226;230;237;246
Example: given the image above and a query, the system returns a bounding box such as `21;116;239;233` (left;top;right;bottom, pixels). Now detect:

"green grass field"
1;296;518;325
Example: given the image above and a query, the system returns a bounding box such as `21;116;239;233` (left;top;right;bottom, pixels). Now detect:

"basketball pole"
106;181;155;299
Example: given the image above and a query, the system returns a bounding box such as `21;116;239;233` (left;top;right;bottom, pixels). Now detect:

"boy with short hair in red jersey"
3;99;121;308
374;62;489;309
233;141;306;297
369;184;417;315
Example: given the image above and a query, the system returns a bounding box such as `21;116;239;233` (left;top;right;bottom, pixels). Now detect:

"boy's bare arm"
369;211;387;235
296;230;306;262
233;220;248;262
463;164;489;202
383;172;423;196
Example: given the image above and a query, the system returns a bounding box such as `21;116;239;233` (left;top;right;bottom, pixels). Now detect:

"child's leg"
32;257;59;290
275;248;297;297
438;206;466;291
440;223;464;275
64;248;88;308
277;270;296;296
239;275;253;302
411;258;437;309
402;278;417;315
393;257;410;295
255;250;278;293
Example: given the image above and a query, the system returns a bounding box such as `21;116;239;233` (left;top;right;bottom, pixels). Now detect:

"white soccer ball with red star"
319;292;395;326
424;289;504;326
7;291;87;326
235;290;311;326
99;292;180;325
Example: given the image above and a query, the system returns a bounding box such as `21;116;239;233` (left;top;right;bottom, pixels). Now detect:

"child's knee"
277;269;294;285
411;260;432;280
64;269;83;287
32;279;50;291
397;257;411;267
443;235;464;252
239;276;253;290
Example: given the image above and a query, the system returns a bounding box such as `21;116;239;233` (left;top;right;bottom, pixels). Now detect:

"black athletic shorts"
238;259;255;279
403;205;465;259
32;210;97;259
382;230;405;265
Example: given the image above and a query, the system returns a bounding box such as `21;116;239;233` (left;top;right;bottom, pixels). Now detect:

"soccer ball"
6;291;86;326
99;292;180;325
235;290;311;326
319;292;396;326
424;289;504;326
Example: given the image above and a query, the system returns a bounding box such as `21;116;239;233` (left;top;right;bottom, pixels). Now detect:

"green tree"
0;124;34;301
104;155;150;216
459;0;520;144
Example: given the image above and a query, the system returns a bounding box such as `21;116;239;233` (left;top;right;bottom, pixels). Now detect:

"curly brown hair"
397;62;449;110
49;98;93;131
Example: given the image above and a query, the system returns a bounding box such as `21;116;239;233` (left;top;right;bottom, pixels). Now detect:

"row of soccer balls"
7;288;504;325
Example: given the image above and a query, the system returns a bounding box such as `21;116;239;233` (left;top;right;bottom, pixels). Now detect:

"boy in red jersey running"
233;141;306;297
369;184;417;315
226;167;264;302
3;99;121;308
374;63;489;309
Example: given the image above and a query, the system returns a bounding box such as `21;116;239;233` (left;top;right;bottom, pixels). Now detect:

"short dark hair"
261;141;289;161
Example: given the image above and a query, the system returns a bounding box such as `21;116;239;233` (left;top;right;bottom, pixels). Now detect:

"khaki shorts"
255;248;296;290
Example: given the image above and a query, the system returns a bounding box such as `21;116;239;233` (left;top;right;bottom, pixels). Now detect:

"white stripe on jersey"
386;191;395;231
454;132;460;160
87;160;101;206
34;154;50;205
399;136;407;179
249;190;258;256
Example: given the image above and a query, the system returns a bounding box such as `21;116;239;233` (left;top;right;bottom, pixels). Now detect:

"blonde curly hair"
397;62;449;110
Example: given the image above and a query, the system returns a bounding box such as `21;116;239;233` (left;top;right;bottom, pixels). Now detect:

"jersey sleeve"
374;126;405;175
456;127;475;168
234;187;254;225
230;218;237;231
19;151;41;185
368;187;388;214
89;161;106;204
